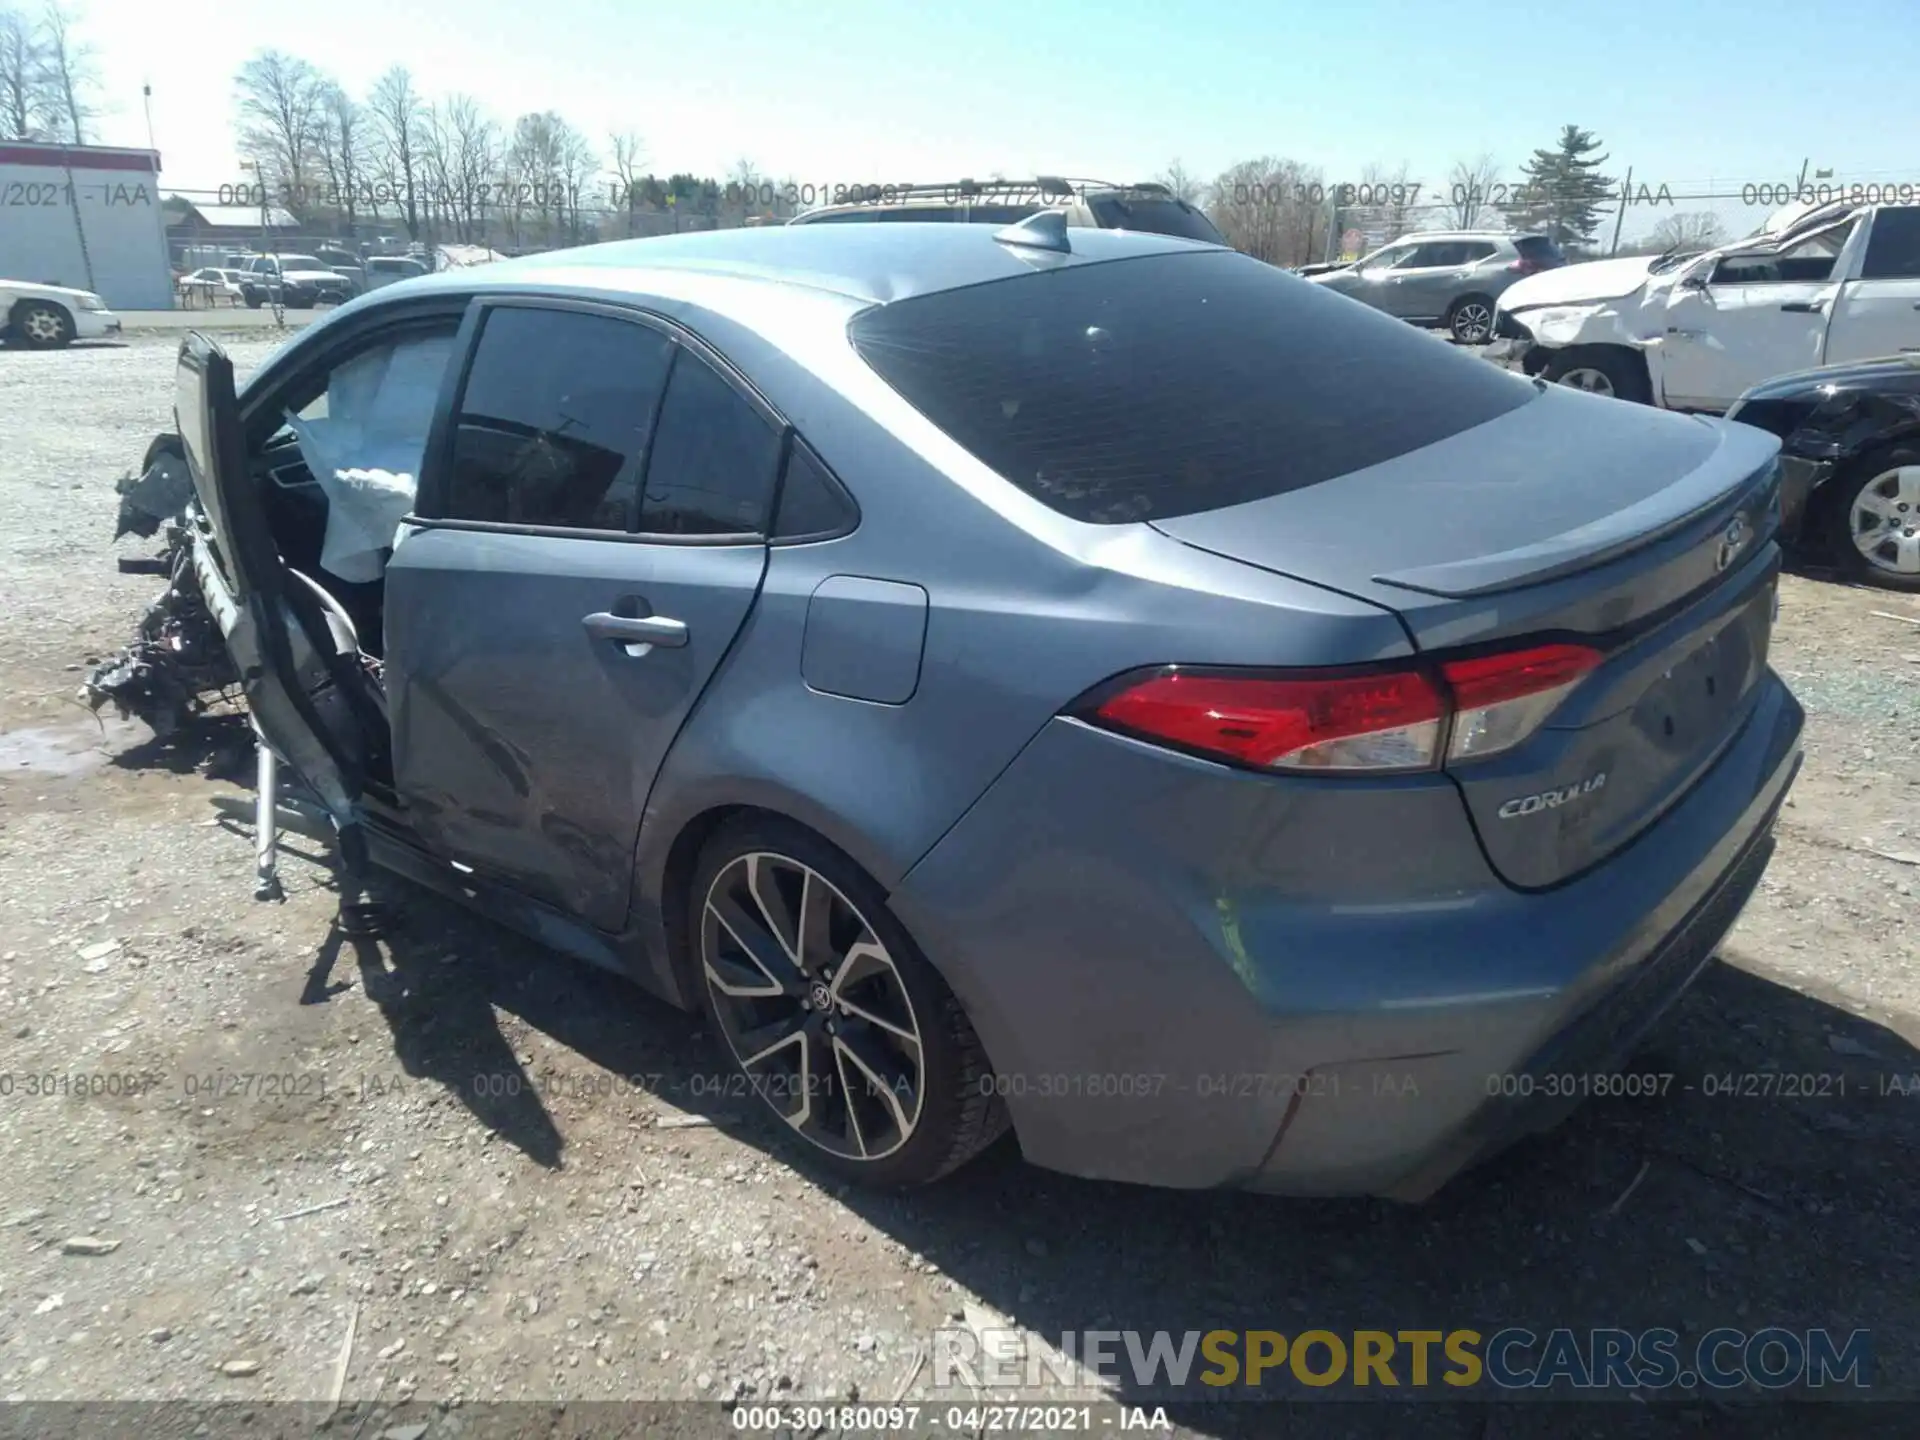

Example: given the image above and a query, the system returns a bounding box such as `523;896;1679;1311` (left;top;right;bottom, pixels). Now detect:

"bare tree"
445;95;497;243
0;7;50;139
1208;156;1332;267
234;51;326;213
367;66;425;240
1637;210;1730;253
608;130;645;236
555;120;595;242
1445;154;1501;229
1155;159;1206;206
416;99;456;248
314;81;367;235
37;1;98;144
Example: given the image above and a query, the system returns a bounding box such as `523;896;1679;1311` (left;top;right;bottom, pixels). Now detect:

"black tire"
1445;294;1497;345
245;291;264;309
1822;441;1920;592
1540;346;1652;405
689;816;1008;1187
13;299;75;349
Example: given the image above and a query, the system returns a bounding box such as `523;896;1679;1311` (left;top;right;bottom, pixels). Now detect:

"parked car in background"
1308;232;1566;343
1491;202;1920;409
1727;358;1920;590
788;177;1228;244
1;277;121;348
363;255;431;290
237;254;355;309
176;267;247;306
113;221;1800;1199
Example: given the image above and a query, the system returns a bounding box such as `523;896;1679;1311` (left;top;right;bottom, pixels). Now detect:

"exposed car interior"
246;320;461;660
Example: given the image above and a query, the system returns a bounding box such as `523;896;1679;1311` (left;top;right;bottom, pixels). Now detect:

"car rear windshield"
848;249;1536;524
1087;193;1226;244
1514;235;1565;265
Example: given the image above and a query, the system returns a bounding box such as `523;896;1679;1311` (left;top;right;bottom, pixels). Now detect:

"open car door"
174;332;380;868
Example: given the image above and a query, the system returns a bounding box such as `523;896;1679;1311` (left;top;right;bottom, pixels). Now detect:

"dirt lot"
1;335;1918;1439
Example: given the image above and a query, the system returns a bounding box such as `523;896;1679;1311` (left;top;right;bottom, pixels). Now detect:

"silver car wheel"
1849;465;1920;576
701;851;925;1161
1450;301;1494;344
21;306;67;344
1556;366;1616;397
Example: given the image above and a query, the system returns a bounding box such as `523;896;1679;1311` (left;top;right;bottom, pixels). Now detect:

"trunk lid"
1151;388;1784;889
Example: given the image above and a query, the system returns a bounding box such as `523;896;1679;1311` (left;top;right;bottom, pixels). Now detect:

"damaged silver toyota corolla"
81;224;1802;1199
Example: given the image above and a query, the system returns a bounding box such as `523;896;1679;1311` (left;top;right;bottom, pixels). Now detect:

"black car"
1727;357;1920;591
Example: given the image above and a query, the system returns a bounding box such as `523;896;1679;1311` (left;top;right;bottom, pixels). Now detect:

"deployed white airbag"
283;333;454;584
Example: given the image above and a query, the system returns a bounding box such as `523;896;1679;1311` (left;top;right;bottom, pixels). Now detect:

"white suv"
1492;201;1920;409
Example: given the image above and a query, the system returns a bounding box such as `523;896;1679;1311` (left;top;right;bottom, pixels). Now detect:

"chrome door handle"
583;612;688;648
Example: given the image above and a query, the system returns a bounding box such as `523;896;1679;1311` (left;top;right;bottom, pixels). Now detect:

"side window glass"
443;307;673;530
639;352;783;536
773;440;857;540
1861;208;1920;279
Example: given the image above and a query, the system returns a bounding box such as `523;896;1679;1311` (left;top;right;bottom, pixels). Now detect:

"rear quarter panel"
616;279;1413;1001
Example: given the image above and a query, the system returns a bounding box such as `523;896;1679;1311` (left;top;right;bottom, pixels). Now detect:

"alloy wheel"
1849;465;1920;577
700;852;925;1161
1451;301;1493;344
1556;366;1616;397
22;308;64;344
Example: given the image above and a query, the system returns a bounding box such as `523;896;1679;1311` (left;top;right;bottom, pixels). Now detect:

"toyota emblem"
1715;515;1750;572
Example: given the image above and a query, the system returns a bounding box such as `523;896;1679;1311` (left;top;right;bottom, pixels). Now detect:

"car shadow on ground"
180;738;1915;1438
275;862;1917;1434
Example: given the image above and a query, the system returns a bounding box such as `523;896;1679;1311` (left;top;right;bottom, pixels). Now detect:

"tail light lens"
1080;643;1602;775
1508;258;1539;275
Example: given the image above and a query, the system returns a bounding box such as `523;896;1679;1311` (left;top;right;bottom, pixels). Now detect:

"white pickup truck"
1488;200;1920;411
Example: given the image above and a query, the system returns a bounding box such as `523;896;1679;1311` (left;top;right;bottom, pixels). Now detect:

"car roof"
1384;231;1520;243
443;221;1225;307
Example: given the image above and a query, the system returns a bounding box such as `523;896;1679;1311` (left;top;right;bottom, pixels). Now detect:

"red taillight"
1089;668;1444;772
1082;643;1602;775
1508;258;1539;275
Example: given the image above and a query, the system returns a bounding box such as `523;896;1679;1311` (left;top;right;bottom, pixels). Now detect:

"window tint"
444;307;673;530
1406;242;1471;267
1715;220;1857;285
638;352;783;535
850;248;1536;525
1361;244;1412;271
1088;194;1226;244
1514;235;1565;265
773;440;857;540
1461;242;1498;262
1862;207;1920;279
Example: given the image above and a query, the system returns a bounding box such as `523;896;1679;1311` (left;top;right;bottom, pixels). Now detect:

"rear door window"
850;248;1536;524
1861;207;1920;279
440;306;674;531
638;352;784;536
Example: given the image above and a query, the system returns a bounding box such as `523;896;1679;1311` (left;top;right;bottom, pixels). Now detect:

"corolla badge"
1497;772;1608;819
1715;515;1751;572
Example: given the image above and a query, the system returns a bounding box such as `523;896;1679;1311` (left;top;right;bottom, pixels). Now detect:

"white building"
0;142;173;310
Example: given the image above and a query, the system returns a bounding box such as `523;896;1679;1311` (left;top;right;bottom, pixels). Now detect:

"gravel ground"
2;335;1918;1439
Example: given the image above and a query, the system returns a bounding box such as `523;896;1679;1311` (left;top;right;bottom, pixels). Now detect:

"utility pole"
1608;166;1633;256
142;83;154;150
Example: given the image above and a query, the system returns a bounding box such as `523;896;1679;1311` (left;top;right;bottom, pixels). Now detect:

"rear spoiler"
1374;425;1782;599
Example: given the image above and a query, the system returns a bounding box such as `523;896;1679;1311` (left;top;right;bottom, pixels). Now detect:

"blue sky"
73;0;1920;241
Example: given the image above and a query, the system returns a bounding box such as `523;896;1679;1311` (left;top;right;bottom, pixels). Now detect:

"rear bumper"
892;671;1803;1197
